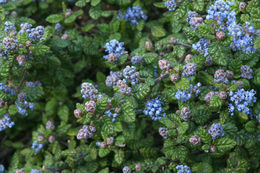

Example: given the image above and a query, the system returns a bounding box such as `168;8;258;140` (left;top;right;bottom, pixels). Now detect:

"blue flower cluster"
122;166;131;173
105;110;118;122
131;56;143;65
118;6;147;25
103;39;127;62
256;114;260;124
16;93;36;116
176;165;191;173
208;123;224;140
143;99;166;121
165;0;177;11
123;65;139;85
26;81;42;87
214;69;228;84
32;140;44;153
0;165;5;173
0;114;15;131
192;38;210;57
187;11;204;29
81;82;98;100
181;107;190;121
175;83;201;102
182;63;197;77
30;169;41;173
0;83;15;95
18;23;45;41
85;100;96;114
4;21;16;32
240;65;253;80
228;89;257;116
116;79;131;95
206;0;258;53
105;71;123;87
77;125;96;140
206;0;234;26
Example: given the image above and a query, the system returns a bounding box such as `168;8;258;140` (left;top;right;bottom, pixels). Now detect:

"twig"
55;153;88;173
16;70;28;93
174;42;192;48
154;73;169;85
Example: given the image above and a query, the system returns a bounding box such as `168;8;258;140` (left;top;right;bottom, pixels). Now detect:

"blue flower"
32;140;44;153
4;21;16;32
103;39;127;62
240;65;253;79
123;66;139;85
81;82;98;100
182;63;197;77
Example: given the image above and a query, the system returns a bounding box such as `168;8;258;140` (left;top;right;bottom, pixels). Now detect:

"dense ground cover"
0;0;260;172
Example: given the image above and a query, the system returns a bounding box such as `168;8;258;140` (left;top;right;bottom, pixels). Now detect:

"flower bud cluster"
131;56;143;65
214;69;228;84
165;0;177;11
158;60;171;73
96;137;114;148
123;66;139;85
45;120;55;130
240;65;253;80
181;107;191;121
117;79;132;95
4;21;16;32
85;100;96;114
159;127;168;139
77;125;96;140
187;11;204;29
208;123;224;140
192;38;210;57
143;98;166;121
81;82;98;100
106;71;123;87
182;63;197;77
189;135;201;145
103;39;127;62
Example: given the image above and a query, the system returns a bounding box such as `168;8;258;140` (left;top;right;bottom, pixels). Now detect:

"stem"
174;42;192;48
16;70;27;93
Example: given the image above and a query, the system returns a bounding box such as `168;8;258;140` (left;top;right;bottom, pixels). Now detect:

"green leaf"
153;2;166;8
17;32;29;44
215;137;236;153
199;128;211;144
58;105;69;123
91;0;101;6
0;60;9;78
134;83;150;100
98;148;110;158
122;100;135;123
178;122;189;135
143;53;157;64
245;121;256;133
114;150;124;164
64;10;83;24
253;68;260;86
31;45;50;56
8;105;18;116
209;95;223;108
254;36;260;49
82;24;95;32
175;78;190;90
192;162;213;173
151;26;166;38
89;7;101;20
46;14;64;23
96;97;107;114
98;168;109;173
208;43;231;66
76;0;86;7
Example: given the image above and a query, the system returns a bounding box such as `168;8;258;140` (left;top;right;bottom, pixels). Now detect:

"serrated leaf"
135;83;150;100
114;150;124;164
143;53;157;64
178;122;189;135
99;148;110;158
153;2;166;8
31;45;50;56
122;100;135;123
76;0;86;7
151;26;166;38
46;14;64;23
199;128;211;143
209;95;223;108
82;24;95;32
175;78;190;90
89;7;101;20
91;0;101;6
64;10;83;24
215;137;236;153
58;105;69;123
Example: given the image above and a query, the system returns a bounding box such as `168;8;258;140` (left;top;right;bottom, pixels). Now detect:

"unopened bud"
185;54;192;64
48;136;55;143
189;135;201;145
169;37;176;44
226;70;234;79
108;53;117;63
239;2;247;10
135;164;141;171
210;145;216;152
26;41;31;47
218;91;227;99
170;73;180;83
17;55;26;66
0;99;4;108
38;136;45;142
74;109;82;118
145;41;153;51
158;60;171;72
216;31;225;41
15;169;25;173
61;33;69;40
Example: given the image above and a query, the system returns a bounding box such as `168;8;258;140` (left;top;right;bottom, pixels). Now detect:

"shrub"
0;0;260;173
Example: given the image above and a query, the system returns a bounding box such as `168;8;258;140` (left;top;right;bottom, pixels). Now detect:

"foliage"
0;0;260;173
